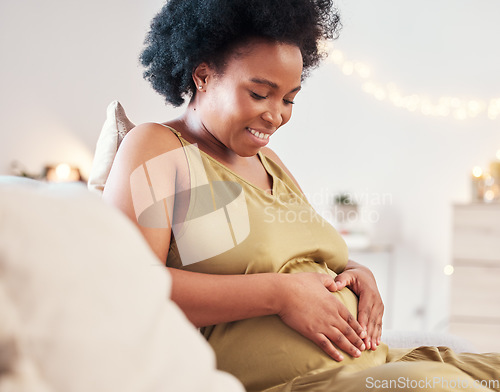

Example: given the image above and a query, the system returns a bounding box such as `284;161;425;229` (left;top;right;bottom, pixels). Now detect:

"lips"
246;127;271;140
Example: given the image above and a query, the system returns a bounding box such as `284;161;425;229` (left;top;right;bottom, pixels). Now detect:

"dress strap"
156;123;187;145
156;122;212;191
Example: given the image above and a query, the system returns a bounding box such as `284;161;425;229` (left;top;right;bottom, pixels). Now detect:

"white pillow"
88;101;135;193
0;176;243;392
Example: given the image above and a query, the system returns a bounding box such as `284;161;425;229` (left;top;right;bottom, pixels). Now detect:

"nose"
261;103;283;128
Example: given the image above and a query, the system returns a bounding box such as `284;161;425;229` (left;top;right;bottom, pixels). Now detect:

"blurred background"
1;0;499;349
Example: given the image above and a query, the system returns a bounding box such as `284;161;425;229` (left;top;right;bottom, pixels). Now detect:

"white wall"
1;0;499;331
0;0;182;179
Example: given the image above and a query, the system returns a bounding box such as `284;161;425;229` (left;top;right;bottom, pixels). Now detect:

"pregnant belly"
206;285;385;391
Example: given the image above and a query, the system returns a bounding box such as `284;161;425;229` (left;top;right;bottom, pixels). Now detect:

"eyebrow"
250;78;301;93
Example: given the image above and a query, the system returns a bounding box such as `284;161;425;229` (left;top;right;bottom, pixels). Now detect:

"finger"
374;312;383;346
376;305;384;345
336;319;366;352
360;308;375;350
334;280;346;291
357;294;374;332
369;306;384;349
325;326;363;358
363;336;370;351
357;303;370;331
375;323;383;347
334;272;352;291
353;309;370;350
340;306;367;341
320;274;338;292
367;316;382;350
314;334;344;361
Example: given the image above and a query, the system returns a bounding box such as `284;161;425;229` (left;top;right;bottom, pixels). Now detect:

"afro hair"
140;0;341;106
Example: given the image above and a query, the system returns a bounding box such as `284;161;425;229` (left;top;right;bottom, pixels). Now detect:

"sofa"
0;176;244;392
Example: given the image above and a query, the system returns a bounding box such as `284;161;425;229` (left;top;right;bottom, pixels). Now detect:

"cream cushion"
0;176;243;392
88;101;135;193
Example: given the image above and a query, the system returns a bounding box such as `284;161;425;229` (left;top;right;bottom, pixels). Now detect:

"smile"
247;128;270;140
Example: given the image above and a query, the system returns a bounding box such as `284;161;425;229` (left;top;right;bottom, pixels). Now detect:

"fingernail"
338;354;344;361
360;343;366;351
360;330;367;339
355;349;361;357
366;340;371;350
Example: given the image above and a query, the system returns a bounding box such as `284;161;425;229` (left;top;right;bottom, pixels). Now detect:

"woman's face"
195;39;303;157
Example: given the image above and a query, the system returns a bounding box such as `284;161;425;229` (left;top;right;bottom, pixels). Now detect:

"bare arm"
103;128;366;360
169;268;280;325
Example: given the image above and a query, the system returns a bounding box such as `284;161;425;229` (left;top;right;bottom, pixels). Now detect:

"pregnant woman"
103;0;500;390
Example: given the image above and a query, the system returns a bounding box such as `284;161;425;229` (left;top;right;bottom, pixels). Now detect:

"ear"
192;62;214;92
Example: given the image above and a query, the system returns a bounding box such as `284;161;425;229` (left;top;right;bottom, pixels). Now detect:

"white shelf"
449;203;500;352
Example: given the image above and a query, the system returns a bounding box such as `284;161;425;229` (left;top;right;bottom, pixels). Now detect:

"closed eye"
250;91;267;100
283;99;295;105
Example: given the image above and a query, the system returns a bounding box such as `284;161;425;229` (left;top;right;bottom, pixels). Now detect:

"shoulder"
118;122;183;161
259;147;282;165
260;147;303;193
104;121;184;203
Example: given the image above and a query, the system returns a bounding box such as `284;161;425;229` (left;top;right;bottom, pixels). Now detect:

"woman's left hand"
334;259;384;351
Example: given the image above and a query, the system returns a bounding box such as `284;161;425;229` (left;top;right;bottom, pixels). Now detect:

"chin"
237;146;261;157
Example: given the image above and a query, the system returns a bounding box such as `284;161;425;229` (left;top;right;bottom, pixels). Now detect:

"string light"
443;265;454;276
323;45;500;121
472;166;483;178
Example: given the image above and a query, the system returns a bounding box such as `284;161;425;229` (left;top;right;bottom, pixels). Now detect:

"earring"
198;85;203;90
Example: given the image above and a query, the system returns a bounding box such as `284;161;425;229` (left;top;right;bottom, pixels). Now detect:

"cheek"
204;90;236;129
209;88;243;116
281;106;294;126
222;91;260;123
203;90;253;137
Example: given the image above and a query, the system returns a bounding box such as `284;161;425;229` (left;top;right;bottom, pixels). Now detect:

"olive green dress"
164;128;500;392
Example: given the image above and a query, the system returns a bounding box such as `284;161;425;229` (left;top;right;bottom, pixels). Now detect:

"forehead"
222;40;303;86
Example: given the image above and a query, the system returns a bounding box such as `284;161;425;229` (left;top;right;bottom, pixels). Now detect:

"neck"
176;104;246;165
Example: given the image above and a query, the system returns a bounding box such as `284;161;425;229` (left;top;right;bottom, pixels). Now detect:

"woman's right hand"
276;272;367;362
